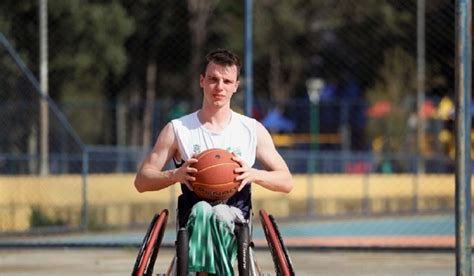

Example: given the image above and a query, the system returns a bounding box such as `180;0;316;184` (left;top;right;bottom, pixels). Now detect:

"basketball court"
0;248;456;275
0;215;468;275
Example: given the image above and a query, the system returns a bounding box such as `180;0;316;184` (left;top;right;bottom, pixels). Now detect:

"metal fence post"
81;148;89;230
455;0;472;275
244;0;253;117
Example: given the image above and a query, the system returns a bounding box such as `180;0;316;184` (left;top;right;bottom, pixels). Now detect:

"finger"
234;167;245;173
187;175;196;182
231;155;241;161
231;156;243;165
187;167;198;174
238;181;247;191
184;181;194;191
235;172;249;181
186;158;199;165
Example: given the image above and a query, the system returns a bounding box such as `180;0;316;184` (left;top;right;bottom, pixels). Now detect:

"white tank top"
171;110;257;166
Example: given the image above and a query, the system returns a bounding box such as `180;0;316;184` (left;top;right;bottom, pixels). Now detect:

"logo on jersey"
192;145;241;157
193;144;201;154
226;146;242;157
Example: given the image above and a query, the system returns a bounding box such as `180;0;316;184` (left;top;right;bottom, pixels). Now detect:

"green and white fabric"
186;201;245;275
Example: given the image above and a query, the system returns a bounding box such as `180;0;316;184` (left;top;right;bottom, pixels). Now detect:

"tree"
118;0;191;146
48;0;134;144
0;0;134;145
187;0;219;108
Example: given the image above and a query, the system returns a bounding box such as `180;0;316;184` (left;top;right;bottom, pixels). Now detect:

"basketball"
190;148;241;201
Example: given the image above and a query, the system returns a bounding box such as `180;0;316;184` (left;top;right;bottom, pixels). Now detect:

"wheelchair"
132;207;295;276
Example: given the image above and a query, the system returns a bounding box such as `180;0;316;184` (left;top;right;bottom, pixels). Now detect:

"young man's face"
200;62;240;108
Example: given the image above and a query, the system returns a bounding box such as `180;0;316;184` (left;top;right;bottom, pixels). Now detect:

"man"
134;48;293;275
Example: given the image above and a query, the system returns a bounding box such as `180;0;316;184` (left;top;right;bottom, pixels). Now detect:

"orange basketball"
190;148;241;201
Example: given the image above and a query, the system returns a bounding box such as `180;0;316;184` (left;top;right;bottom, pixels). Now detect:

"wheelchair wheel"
259;209;295;276
132;209;169;276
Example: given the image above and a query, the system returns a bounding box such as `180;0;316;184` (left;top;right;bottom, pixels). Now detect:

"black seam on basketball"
194;162;239;174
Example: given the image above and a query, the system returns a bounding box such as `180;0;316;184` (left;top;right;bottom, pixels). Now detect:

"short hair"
201;48;241;79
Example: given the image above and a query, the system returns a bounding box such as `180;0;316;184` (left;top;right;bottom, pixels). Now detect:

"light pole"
306;78;324;216
39;0;49;175
306;78;324;157
244;0;253;117
455;0;472;274
416;0;426;174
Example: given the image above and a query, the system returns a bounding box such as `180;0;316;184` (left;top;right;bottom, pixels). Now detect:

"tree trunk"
103;75;118;145
129;81;141;147
268;47;301;109
142;62;157;149
269;48;288;108
187;0;217;108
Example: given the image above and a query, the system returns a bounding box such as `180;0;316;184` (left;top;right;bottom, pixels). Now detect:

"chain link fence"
0;33;87;232
0;1;460;243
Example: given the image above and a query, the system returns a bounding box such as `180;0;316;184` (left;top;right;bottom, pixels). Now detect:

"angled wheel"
132;209;169;276
268;212;295;275
259;209;295;276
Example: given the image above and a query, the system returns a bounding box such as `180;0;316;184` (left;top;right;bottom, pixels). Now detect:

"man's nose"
216;80;224;89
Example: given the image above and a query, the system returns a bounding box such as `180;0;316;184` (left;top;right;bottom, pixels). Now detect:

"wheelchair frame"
132;208;294;276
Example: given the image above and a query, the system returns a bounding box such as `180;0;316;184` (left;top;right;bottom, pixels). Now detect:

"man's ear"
234;80;240;92
199;74;205;88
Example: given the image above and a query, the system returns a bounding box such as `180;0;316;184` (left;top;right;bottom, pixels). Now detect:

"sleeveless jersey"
171;110;257;226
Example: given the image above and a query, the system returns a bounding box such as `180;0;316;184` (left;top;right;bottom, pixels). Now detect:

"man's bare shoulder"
153;122;177;150
255;120;271;138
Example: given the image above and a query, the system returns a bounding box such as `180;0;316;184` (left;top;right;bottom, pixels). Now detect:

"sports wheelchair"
132;208;295;276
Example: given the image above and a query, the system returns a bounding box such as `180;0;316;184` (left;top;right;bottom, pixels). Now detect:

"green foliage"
0;1;38;70
86;213;109;231
49;0;134;101
29;206;66;228
366;47;417;153
367;47;417;104
0;1;456;147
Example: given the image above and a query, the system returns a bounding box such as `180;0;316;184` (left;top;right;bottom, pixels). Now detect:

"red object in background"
421;100;436;119
345;161;372;174
367;100;392;117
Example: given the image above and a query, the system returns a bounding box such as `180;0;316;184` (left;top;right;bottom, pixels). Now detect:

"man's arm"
134;122;197;193
234;121;293;193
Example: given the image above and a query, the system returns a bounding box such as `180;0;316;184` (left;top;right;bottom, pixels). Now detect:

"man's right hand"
172;158;198;190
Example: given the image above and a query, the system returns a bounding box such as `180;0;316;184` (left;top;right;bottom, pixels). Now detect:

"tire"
259;209;294;276
132;209;169;276
268;213;295;275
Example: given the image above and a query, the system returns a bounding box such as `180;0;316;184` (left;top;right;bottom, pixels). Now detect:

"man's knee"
190;201;213;216
212;204;244;230
190;202;243;229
